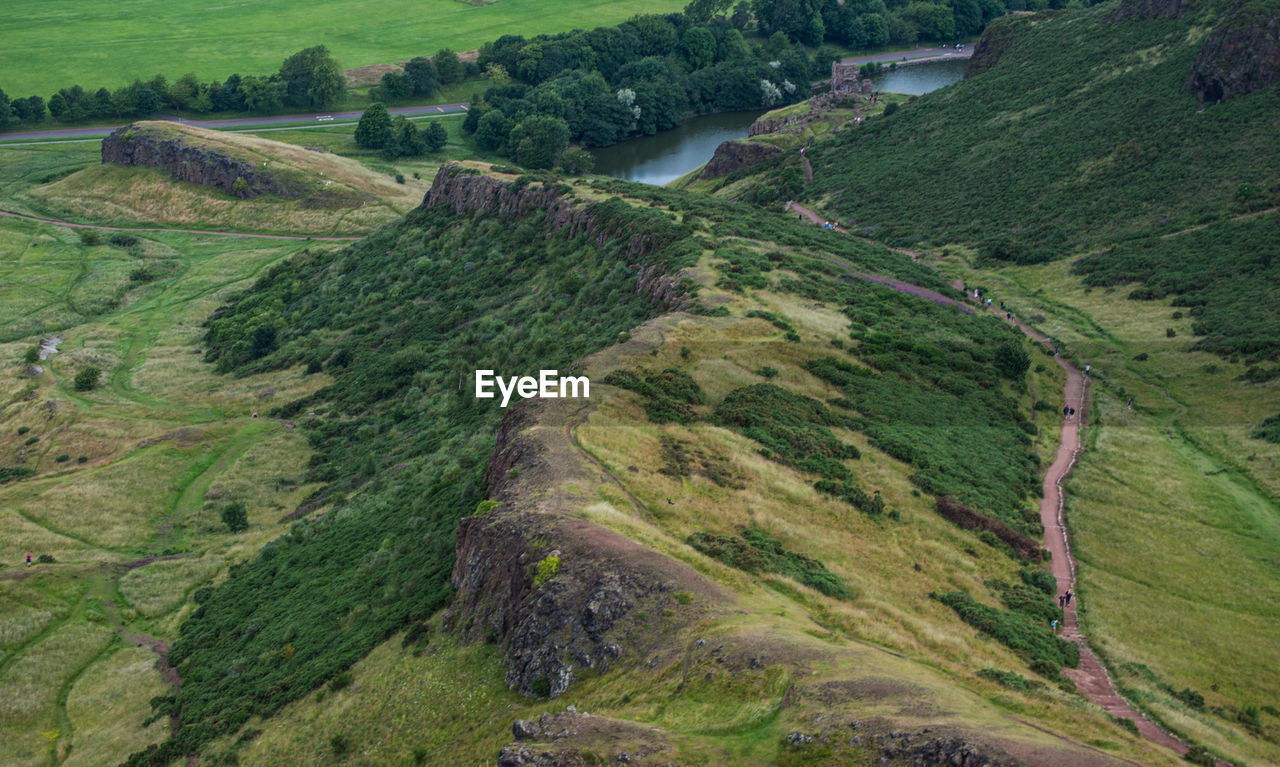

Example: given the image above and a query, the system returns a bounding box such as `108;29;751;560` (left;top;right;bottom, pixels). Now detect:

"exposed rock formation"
101;124;305;199
698;139;781;179
1187;0;1280;102
444;386;711;699
425;166;693;312
499;707;675;766
966;15;1019;77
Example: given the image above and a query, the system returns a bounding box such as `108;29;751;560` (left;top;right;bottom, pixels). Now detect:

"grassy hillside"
0;211;331;765
25;122;429;236
116;167;1198;767
1;0;687;95
794;2;1278;262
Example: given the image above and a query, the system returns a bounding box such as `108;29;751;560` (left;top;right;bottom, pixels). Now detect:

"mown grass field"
941;252;1280;765
0;140;337;764
2;0;688;96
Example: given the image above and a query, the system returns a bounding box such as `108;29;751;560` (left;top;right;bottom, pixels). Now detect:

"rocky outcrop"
445;396;711;699
698;140;781;179
101;124;305;199
1111;0;1191;20
966;15;1019;77
499;707;675;766
784;722;1017;767
425;166;692;312
1187;0;1280;102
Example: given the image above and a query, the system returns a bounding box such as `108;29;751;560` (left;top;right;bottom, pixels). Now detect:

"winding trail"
0;208;360;241
786;199;1196;760
971;297;1194;760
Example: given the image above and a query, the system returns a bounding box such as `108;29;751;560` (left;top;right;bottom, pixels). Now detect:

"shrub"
603;367;704;424
0;467;36;484
55;454;70;463
109;232;140;248
395;173;405;184
23;347;39;365
24;436;38;446
37;554;56;563
1251;413;1280;444
330;734;351;757
978;667;1043;693
935;497;1041;561
1019;566;1057;596
1166;327;1177;338
688;527;851;599
1133;352;1149;361
756;366;778;378
328;671;353;692
995;341;1030;379
17;426;29;435
220;502;249;533
934;591;1079;673
534;555;560;586
883;101;899;116
77;456;87;463
73;366;101;391
1184;745;1215;766
77;229;101;246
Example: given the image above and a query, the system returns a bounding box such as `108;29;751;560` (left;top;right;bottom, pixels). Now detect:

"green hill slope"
795;1;1278;264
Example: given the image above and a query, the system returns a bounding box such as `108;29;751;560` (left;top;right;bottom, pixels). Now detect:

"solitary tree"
220;502;249;533
355;103;394;149
423;121;448;152
434;49;464;84
279;46;345;108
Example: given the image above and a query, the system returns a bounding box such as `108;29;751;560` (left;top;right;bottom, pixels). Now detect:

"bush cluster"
687;526;851;599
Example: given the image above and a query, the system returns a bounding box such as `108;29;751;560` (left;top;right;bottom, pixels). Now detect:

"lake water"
591;60;967;186
590;111;765;186
868;58;969;95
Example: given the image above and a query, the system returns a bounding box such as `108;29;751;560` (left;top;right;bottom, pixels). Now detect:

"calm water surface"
868;58;969;95
591;60;967;186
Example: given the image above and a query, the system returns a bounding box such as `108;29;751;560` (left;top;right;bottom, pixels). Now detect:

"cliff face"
424;166;692;312
1188;0;1280;101
965;15;1019;77
101;123;305;199
1110;0;1191;20
698;140;781;179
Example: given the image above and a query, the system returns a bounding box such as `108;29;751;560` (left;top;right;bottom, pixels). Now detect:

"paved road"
0;102;468;144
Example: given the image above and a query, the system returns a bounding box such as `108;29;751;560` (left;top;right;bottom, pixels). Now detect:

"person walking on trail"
1059;594;1066;608
1052;619;1059;632
1063;405;1070;418
1065;590;1073;606
26;553;31;566
1127;398;1133;410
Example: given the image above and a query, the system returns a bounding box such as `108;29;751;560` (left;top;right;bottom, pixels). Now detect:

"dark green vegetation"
133;194;695;762
355;103;450;159
687;526;851;598
788;1;1279;267
799;290;1041;534
1253;414;1280;444
934;590;1078;676
459;14;819;163
603;367;706;423
1074;212;1280;360
978;667;1045;692
715;382;860;467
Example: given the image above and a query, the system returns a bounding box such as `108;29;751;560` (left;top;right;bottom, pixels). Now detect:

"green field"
2;0;687;96
0;142;336;765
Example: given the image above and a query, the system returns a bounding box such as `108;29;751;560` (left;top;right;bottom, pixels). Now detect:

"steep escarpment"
127;171;698;765
102;122;306;198
698;140;782;179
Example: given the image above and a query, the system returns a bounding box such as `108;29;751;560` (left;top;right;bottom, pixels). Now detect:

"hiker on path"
1065;590;1073;606
1063;405;1070;418
1127;398;1133;410
26;553;31;566
1052;619;1059;632
1059;594;1066;608
1000;300;1005;310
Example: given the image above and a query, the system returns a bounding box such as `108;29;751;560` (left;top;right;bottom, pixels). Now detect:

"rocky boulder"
1187;0;1280;102
698;140;781;179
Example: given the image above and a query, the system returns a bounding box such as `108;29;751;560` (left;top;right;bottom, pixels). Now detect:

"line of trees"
354;104;450;159
0;46;349;128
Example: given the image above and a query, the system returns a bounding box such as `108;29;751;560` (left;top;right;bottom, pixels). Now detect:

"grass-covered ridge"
135;183;692;761
28;121;426;236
